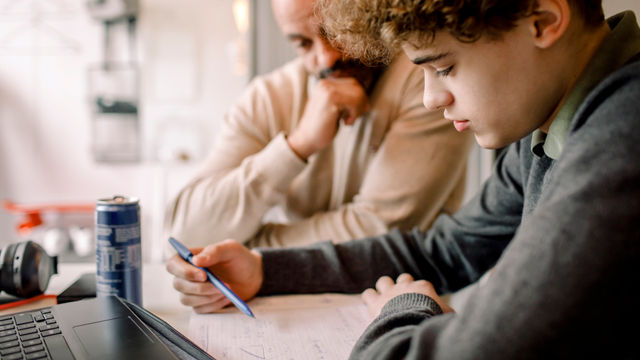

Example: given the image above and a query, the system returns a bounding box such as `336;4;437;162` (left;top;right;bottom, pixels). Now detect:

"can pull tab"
112;195;126;203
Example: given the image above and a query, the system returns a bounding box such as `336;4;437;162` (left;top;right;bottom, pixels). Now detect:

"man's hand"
165;239;263;314
362;273;455;319
287;77;370;160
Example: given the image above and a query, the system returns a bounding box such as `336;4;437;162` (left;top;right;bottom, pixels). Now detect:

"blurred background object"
86;0;138;22
2;200;94;261
88;64;140;162
87;0;140;162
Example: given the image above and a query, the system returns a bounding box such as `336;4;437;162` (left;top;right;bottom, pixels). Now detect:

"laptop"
0;296;206;360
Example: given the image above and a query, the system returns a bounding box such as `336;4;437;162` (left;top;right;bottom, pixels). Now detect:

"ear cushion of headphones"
0;243;19;296
0;241;58;298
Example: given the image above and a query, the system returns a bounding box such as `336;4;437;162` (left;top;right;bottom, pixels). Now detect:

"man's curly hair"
317;0;604;65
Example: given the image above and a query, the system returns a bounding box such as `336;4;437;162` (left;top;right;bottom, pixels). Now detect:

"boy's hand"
165;239;263;314
362;273;454;319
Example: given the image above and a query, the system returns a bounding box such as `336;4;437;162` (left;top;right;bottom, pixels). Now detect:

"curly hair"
317;0;604;65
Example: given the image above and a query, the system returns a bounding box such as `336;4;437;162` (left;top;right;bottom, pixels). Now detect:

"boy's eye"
435;65;453;78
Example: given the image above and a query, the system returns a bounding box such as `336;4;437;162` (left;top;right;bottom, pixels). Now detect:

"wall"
250;0;295;78
604;0;640;16
0;0;248;262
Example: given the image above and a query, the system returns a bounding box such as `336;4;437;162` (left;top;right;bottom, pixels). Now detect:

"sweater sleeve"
165;66;307;248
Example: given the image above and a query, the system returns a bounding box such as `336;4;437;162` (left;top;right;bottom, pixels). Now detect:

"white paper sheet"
188;294;371;360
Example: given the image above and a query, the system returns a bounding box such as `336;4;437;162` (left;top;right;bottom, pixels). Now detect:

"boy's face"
402;22;565;149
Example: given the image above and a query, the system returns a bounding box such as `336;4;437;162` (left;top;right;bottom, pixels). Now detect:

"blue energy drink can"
95;195;142;305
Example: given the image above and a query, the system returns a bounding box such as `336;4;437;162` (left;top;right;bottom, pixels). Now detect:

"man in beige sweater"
165;0;473;249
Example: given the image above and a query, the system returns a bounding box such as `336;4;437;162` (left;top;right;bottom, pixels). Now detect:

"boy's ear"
528;0;571;49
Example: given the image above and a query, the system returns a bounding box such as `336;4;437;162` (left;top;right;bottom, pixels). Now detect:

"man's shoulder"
370;53;424;100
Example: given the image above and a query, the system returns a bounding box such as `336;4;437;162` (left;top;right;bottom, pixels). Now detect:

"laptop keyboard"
0;308;73;360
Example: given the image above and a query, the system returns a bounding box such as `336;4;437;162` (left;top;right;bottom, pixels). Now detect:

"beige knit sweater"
165;55;473;249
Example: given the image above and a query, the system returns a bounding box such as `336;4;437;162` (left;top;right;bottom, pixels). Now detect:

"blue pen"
168;237;255;318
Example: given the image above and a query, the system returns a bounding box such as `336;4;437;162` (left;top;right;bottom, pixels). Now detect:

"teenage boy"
166;0;640;358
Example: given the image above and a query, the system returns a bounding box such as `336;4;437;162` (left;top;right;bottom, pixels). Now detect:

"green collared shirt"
531;11;640;159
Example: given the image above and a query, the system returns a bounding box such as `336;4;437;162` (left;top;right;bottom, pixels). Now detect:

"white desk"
46;262;192;337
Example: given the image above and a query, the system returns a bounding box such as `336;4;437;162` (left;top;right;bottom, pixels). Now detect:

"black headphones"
0;240;58;298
